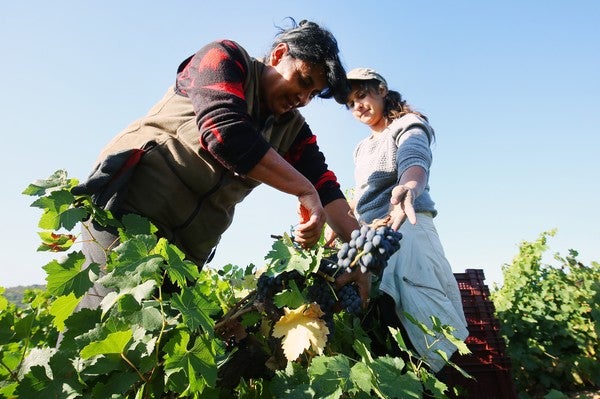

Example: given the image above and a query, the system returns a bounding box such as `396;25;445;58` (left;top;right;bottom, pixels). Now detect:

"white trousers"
379;213;468;372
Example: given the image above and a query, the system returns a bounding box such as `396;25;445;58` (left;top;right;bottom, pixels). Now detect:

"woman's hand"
389;184;417;230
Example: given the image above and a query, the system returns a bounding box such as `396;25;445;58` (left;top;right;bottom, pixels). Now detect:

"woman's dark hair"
271;18;349;104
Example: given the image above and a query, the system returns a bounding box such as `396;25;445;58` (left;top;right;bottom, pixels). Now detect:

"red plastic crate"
444;269;518;399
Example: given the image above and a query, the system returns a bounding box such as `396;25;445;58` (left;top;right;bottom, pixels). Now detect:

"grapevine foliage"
0;170;467;398
491;231;600;398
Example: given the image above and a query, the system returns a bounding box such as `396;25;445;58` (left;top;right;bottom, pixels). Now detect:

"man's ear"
378;84;388;96
269;42;289;66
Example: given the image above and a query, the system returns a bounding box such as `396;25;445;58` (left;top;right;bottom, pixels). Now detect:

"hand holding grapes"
334;266;372;309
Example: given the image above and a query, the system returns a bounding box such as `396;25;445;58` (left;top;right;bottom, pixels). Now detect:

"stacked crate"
440;269;518;399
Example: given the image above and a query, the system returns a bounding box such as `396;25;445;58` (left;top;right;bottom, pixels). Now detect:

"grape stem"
349;249;367;269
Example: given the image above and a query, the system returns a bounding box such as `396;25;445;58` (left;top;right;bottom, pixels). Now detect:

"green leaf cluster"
491;230;600;397
0;170;469;398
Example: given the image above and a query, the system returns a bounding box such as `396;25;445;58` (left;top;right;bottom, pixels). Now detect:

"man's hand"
334;267;372;310
293;201;325;249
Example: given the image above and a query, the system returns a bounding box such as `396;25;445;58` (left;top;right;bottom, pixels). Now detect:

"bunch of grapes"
255;270;302;302
337;283;362;316
311;256;360;316
336;224;402;276
255;224;403;320
306;271;336;333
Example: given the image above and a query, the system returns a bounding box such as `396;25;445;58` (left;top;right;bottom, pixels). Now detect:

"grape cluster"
336;224;402;276
306;272;336;333
337;284;362;315
255;270;302;302
254;224;402;323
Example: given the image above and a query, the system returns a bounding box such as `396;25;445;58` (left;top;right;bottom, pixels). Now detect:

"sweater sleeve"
394;126;433;178
283;123;345;206
175;40;271;175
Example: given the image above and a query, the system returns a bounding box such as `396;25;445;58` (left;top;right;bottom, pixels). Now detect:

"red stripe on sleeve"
201;117;224;144
203;82;245;100
314;170;338;190
199;47;229;71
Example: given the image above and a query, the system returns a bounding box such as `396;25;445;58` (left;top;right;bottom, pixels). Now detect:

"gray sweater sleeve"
391;116;437;216
394;126;433;177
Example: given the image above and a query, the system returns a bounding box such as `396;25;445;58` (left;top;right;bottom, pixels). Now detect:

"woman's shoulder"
389;113;434;143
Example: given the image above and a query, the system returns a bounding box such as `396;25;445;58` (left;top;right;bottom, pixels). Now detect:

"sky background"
1;1;598;289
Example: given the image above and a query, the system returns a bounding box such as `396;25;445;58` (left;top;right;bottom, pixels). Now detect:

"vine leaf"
350;362;374;394
37;232;77;252
273;280;305;309
99;280;156;317
80;329;133;359
154;239;200;289
17;351;83;398
42;251;97;297
370;356;421;399
265;234;315;275
163;331;218;393
22;169;77;197
308;355;350;398
30;190;87;231
99;255;163;290
0;287;7;312
170;287;220;333
271;362;314;398
49;293;81;331
272;303;329;361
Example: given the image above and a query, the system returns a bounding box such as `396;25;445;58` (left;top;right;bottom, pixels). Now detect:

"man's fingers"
334;267;371;309
334;270;356;290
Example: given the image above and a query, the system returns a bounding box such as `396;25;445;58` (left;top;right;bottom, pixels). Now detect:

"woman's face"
346;82;387;132
262;43;327;116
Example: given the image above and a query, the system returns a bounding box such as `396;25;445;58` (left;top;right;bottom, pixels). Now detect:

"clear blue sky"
2;1;598;288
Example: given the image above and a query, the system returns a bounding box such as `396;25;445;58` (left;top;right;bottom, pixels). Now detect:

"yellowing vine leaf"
272;303;329;361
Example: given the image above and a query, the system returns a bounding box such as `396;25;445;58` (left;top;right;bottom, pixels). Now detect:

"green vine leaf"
308;355;350;399
22;170;78;197
265;234;315;275
49;293;81;331
99;280;156;317
80;329;133;359
274;280;305;309
170;286;220;333
154;238;200;289
350;361;374;394
99;255;163;290
16;351;82;398
271;361;314;399
42;251;97;297
163;330;219;394
0;287;8;312
30;190;87;231
370;356;421;399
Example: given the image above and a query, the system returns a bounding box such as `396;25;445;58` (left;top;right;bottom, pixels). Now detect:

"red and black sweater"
174;40;343;206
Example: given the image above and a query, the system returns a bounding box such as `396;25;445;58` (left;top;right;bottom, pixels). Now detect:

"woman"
345;67;468;373
72;19;360;310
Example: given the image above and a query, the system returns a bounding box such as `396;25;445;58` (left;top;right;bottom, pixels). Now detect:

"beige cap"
346;67;387;87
